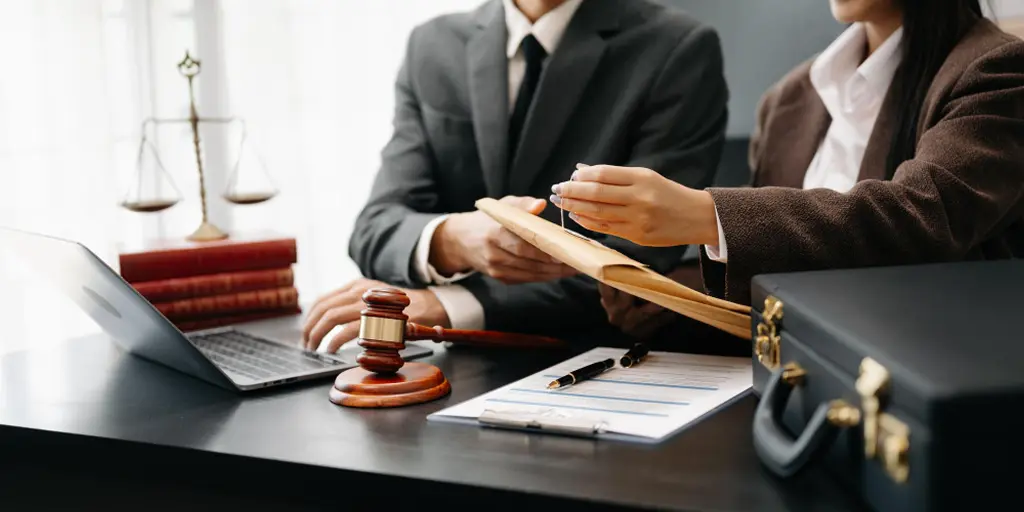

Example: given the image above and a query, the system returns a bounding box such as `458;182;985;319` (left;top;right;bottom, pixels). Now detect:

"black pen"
547;358;615;389
619;342;650;368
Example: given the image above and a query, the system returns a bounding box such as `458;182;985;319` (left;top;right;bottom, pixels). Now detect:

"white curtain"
215;0;482;307
0;0;482;355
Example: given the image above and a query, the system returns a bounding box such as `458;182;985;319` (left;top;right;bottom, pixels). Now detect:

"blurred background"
1;0;1021;354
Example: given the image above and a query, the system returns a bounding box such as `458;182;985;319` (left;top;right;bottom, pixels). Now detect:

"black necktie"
508;34;547;168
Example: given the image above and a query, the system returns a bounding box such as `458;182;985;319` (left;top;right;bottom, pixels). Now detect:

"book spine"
153;286;300;321
119;239;297;283
175;307;302;332
132;268;294;303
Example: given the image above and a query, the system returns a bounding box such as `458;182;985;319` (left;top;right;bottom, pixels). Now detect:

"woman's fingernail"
551;183;562;195
571;171;578;181
576;163;586;170
549;194;562;206
569;212;579;221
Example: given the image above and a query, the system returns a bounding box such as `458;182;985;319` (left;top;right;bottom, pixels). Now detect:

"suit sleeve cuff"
414;215;476;285
703;204;728;262
428;285;485;330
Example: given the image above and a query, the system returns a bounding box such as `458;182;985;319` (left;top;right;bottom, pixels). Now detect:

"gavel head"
355;288;411;374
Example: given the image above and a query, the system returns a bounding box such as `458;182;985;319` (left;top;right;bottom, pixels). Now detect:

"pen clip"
479;409;607;436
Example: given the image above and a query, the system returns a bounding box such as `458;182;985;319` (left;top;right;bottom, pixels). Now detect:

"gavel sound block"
329;288;566;408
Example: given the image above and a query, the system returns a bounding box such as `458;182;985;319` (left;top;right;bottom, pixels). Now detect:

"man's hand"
301;278;449;353
600;264;703;340
429;195;577;284
599;284;678;341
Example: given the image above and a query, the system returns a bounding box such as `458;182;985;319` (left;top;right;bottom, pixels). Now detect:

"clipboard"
427;347;753;443
428;393;753;444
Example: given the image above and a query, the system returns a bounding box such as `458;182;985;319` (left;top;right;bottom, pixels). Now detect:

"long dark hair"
884;0;983;178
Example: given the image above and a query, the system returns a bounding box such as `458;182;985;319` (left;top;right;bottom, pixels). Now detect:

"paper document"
475;198;751;338
428;347;752;442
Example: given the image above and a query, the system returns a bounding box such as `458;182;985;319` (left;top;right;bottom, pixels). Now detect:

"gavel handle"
405;323;566;349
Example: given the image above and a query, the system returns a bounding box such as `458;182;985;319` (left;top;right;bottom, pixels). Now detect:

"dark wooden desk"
0;320;863;511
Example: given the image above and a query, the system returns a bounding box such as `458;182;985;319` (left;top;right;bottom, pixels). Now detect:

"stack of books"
117;232;301;332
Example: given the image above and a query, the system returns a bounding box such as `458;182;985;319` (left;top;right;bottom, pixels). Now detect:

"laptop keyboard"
188;329;346;382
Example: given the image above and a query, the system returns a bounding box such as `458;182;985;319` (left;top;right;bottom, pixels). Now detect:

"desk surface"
0;318;863;511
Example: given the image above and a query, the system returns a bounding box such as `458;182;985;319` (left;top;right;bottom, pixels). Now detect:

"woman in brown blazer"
550;0;1024;342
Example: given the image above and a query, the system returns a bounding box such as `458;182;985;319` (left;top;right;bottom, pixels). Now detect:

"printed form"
428;347;752;442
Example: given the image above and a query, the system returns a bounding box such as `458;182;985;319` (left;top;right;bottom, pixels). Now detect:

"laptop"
0;227;432;392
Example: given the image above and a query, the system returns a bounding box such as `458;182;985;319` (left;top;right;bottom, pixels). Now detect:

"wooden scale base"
329;288;565;409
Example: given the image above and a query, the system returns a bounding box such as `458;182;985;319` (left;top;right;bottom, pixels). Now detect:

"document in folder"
427;347;752;442
474;198;751;338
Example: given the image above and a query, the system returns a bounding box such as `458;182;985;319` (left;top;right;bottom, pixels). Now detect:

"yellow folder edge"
475;198;751;339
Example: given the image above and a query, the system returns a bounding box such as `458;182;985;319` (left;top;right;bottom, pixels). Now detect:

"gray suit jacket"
349;0;728;341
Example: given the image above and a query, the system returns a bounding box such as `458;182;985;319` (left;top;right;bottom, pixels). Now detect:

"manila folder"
475;198;751;339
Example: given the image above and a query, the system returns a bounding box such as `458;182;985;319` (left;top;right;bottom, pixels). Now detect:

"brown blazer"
699;17;1024;305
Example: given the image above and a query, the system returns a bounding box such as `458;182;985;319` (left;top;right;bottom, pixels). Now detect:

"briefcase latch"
856;357;910;484
755;296;783;370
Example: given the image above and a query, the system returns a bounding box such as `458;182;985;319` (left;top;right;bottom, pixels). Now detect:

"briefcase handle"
753;364;856;478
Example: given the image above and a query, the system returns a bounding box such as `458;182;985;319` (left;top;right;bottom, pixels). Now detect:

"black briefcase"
748;260;1024;512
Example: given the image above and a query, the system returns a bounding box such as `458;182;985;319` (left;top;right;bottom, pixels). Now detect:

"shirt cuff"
414;214;476;285
428;285;485;330
703;205;728;263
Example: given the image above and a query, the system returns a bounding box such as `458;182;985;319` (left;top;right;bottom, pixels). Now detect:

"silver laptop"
0;227;432;392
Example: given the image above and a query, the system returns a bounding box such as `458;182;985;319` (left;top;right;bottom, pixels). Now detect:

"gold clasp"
755;296;783;370
781;361;805;386
879;414;910;483
856;358;888;459
827;399;861;427
856;357;910;483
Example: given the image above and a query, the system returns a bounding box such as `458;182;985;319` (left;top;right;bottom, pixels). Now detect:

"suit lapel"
506;2;619;195
467;1;509;197
856;72;903;182
758;78;831;189
757;61;906;187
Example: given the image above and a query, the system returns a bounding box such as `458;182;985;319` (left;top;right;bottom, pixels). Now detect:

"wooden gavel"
354;287;567;373
330;287;568;408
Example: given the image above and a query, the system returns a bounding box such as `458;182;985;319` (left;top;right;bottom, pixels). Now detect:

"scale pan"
222;191;276;205
121;133;181;214
120;199;179;213
223;122;277;207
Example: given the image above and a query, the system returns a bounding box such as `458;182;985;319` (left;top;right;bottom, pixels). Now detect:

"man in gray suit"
302;0;728;352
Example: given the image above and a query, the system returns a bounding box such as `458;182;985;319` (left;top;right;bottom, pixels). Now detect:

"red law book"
131;267;294;303
174;307;303;332
117;231;297;283
152;286;300;321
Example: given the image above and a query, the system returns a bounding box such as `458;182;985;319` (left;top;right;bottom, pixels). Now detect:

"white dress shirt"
705;23;904;262
411;0;584;329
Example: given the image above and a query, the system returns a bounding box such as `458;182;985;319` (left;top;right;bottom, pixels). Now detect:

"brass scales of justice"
120;51;278;242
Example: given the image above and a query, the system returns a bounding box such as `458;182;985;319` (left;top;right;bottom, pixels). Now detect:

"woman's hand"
550;164;720;247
